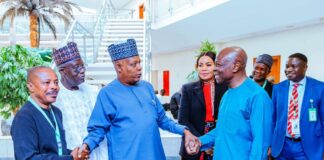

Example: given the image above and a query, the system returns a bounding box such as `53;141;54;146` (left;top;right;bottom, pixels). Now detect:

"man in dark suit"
169;91;181;119
271;53;324;159
11;66;82;160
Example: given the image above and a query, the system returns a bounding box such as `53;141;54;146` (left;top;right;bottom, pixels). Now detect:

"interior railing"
143;0;152;82
92;0;114;63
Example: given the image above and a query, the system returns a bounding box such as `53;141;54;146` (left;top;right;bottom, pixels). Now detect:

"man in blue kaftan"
187;47;273;160
81;39;199;160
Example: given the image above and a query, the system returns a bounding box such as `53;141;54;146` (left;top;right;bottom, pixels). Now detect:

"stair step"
101;34;143;39
107;19;144;23
105;26;144;30
107;22;144;26
86;79;113;86
96;57;112;62
86;71;117;79
86;63;114;71
104;30;144;34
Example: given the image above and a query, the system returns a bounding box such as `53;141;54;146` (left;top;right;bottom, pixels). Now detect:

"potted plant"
0;45;45;120
186;40;217;81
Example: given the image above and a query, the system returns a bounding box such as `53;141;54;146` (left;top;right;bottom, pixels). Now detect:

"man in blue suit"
271;53;324;159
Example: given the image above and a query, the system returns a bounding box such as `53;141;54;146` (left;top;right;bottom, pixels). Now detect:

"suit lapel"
282;80;290;124
301;77;313;120
192;81;205;108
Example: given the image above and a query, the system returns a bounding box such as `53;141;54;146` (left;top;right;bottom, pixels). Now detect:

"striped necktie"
287;83;300;137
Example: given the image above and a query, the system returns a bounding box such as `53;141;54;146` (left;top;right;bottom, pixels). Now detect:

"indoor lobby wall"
152;23;324;94
218;23;324;82
152;49;197;97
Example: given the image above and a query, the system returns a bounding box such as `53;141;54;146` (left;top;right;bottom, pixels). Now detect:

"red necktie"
287;83;300;137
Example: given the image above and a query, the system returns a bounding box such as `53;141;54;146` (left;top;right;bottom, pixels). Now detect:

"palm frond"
66;1;82;12
15;7;30;17
50;10;71;28
0;0;16;6
41;14;57;39
0;7;16;28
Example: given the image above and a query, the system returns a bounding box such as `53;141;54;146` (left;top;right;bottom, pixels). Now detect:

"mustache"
46;90;58;96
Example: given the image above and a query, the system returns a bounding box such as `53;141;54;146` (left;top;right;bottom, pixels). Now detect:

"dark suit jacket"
264;80;273;98
178;80;228;159
271;77;324;159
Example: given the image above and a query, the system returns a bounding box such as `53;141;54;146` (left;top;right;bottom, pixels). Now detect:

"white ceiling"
151;0;324;54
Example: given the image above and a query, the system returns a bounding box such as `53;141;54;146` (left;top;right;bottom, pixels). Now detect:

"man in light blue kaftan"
82;39;199;160
188;47;273;160
199;78;272;159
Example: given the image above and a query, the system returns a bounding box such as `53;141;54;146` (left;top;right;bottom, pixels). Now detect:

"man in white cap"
81;39;199;160
53;42;108;160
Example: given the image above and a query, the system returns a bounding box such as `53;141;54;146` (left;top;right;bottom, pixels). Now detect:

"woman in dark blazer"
178;51;227;160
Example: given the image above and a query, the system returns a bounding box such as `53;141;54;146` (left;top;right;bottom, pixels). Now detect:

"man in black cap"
251;54;274;97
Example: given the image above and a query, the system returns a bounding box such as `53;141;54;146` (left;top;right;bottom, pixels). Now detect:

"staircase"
85;19;145;87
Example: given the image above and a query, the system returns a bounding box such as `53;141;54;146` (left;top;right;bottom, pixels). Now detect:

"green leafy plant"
186;40;217;82
199;40;217;54
0;45;45;119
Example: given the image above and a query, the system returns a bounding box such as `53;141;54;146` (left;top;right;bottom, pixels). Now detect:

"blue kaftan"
84;79;185;160
199;78;273;160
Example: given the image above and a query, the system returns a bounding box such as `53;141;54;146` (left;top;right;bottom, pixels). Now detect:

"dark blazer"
271;77;324;160
264;80;273;98
11;101;72;160
178;80;228;159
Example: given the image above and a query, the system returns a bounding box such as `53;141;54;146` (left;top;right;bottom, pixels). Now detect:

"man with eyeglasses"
53;42;108;160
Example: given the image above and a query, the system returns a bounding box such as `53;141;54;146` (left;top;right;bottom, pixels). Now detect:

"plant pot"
0;116;13;136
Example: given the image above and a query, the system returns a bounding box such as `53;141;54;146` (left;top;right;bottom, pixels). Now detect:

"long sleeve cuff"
199;136;214;151
83;138;97;152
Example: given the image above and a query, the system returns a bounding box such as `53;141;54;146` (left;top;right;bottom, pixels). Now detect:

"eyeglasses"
68;64;85;73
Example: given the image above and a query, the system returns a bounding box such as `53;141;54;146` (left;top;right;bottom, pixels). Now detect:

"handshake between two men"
73;129;204;160
68;145;90;160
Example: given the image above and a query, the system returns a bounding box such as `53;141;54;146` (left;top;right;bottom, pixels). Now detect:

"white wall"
152;49;198;96
122;0;144;19
152;23;324;94
218;23;324;82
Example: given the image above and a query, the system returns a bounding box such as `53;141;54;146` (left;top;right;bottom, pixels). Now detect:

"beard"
254;77;266;83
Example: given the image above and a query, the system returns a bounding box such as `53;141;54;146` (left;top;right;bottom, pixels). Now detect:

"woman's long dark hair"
195;51;216;68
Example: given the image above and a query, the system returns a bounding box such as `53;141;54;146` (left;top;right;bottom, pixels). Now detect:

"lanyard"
262;80;268;89
28;97;63;155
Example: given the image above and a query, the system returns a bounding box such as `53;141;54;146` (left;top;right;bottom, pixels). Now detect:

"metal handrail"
92;0;115;63
143;0;152;82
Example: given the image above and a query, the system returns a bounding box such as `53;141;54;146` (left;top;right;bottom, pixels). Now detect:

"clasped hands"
70;144;90;160
184;129;201;155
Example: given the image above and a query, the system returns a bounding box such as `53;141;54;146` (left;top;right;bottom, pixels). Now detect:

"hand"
70;147;80;160
268;147;273;160
184;129;201;155
205;147;214;156
78;143;90;160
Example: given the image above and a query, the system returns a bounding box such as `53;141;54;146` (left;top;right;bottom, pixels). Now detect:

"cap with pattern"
52;42;81;66
107;39;139;61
